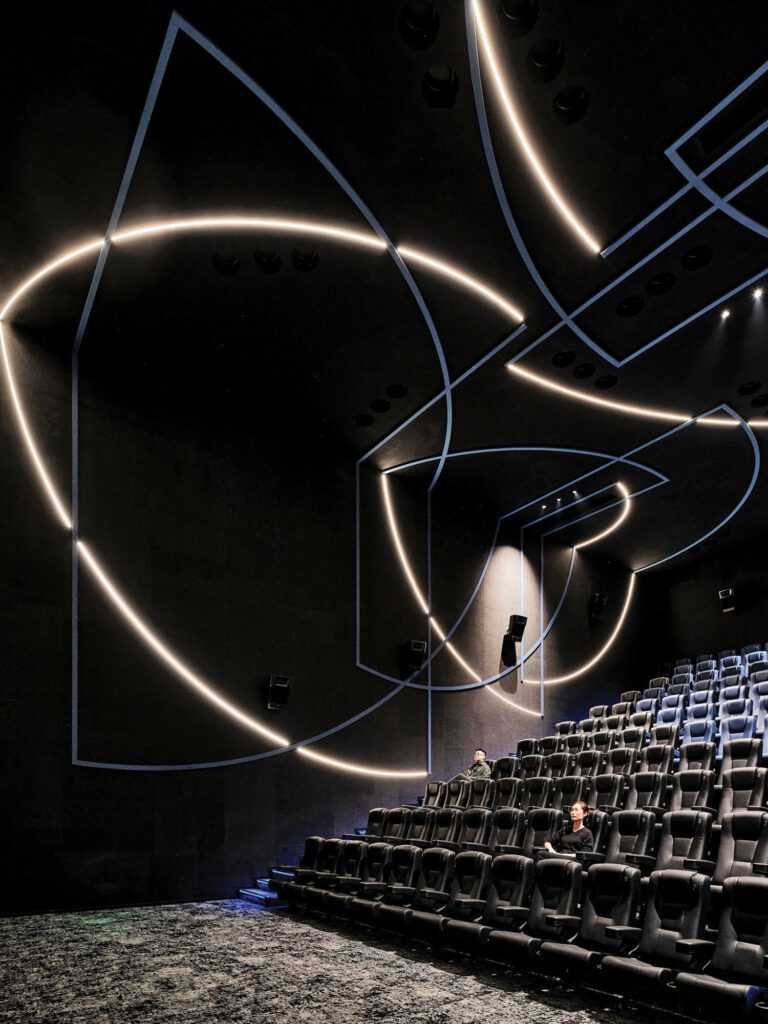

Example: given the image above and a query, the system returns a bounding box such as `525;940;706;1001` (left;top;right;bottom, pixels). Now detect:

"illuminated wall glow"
297;747;427;778
523;572;637;686
573;482;630;550
507;364;691;423
396;245;524;322
472;0;601;254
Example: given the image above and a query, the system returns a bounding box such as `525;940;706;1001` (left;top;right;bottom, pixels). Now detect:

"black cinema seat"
372;846;454;932
324;841;393;914
605;747;638;775
492;776;522;809
467;778;495;809
514;753;546;780
382;807;413;843
654;810;713;871
616;726;646;751
441;807;492;853
545;752;576;779
675;877;768;1018
484;858;582;962
551;775;589;811
638;742;675;775
304;839;367;911
686;811;768;906
347;843;422;924
612;701;635;717
403;807;436;847
604;714;629;733
409;851;492;941
300;838;343;906
444;854;534;951
274;835;325;900
513;807;561;858
720;738;762;775
623;771;670;815
492;757;514;779
488;807;526;853
519;775;553;811
587;772;625;813
556;720;577;735
539;735;564;757
516;738;540;757
668;770;717;814
422;782;444;808
575;750;603;777
442;779;471;810
418;807;461;849
649;723;680;748
539;862;641;973
564;732;590;755
590;704;610;719
620;690;642;704
579;718;603;737
678;741;716;773
718;767;768;822
600;869;711;999
354;807;388;842
581;810;656;870
592;730;620;756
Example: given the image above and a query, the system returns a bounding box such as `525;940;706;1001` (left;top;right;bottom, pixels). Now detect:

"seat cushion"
486;929;541;958
600;954;673;988
408;910;447;937
323;891;353;915
347;897;379;922
372;903;412;930
444;919;489;947
539;941;601;968
675;971;765;1013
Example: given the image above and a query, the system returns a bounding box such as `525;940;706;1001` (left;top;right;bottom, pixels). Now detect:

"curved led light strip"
471;0;601;254
297;747;426;778
573;483;631;550
381;474;535;714
485;684;542;717
507;364;691;423
522;572;636;686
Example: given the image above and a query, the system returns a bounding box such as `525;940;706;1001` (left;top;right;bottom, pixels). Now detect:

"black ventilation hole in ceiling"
737;380;762;396
594;374;618;390
681;243;714;270
500;0;538;37
253;249;281;273
616;295;644;317
291;248;319;272
750;394;768;408
355;414;375;427
646;272;676;295
552;350;575;367
370;398;392;413
422;65;459;108
212;252;240;277
399;0;439;48
386;383;408;399
552;85;589;124
573;362;596;379
527;38;564;82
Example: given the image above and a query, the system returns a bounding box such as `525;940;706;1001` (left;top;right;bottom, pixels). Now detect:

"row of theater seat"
275;837;768;1017
356;802;768;901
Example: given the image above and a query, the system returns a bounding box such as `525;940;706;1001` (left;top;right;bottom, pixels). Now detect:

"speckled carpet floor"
0;900;680;1024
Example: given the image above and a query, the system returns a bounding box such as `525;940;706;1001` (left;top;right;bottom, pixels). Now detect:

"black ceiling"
3;0;768;575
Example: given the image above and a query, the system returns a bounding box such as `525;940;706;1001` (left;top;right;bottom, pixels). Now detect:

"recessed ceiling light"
754;287;764;299
721;309;731;320
541;504;547;510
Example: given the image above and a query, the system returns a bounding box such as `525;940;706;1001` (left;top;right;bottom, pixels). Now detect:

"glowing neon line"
524;572;636;686
77;540;291;746
574;482;631;549
485;685;542;717
0;325;72;529
397;245;524;322
472;0;601;253
297;747;427;778
507;364;690;423
112;217;387;252
0;239;103;321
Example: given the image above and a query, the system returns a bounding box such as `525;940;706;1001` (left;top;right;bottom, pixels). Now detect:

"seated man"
464;747;491;780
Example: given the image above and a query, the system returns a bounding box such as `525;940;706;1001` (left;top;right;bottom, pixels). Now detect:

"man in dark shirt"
543;799;593;857
464;747;491;780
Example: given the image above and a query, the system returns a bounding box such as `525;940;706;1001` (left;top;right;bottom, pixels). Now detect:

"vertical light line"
426;488;433;775
539;533;545;718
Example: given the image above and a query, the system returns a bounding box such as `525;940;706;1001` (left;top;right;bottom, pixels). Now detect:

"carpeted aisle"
0;900;662;1024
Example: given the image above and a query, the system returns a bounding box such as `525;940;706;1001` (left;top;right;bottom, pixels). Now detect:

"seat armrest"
641;805;665;814
605;925;642;942
676;939;716;956
625;854;655;870
461;842;490;852
436;841;460;851
496;905;529;919
494;844;522;855
753;863;768;876
576;851;605;865
293;869;316;881
386;885;415;897
598;804;621;814
683;858;715;873
421;888;450;901
748;804;768;812
544;913;580;928
691;806;718;816
454;896;486;911
358;881;387;893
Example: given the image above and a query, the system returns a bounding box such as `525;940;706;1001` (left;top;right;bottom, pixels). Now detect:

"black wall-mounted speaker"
401;639;427;676
719;587;736;614
508;615;528;642
501;634;516;668
265;674;291;711
588;593;608;621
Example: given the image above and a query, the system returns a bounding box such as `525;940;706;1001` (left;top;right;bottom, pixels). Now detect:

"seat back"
612;701;634;717
620;690;642;704
603;810;656;865
359;841;392;883
604;714;628;732
713;811;768;885
409;847;455;911
555;720;577;735
638;869;711;967
718;714;757;756
444;851;492;921
520;775;553;811
564;732;589;755
636;698;658;718
639;742;675;774
655;810;712;871
545;752;577;779
516;753;546;779
363;807;388;838
492;757;514;780
576;863;640;952
480;854;534;927
624;771;669;813
442;779;471;809
431;807;462;846
720;738;762;775
519;808;561;858
384;806;412;841
662;693;687;711
719;687;750;711
516;738;540;757
589;704;610;719
551;774;589;811
538;735;564;757
579;718;603;735
681;718;716;745
457;808;492;847
668;769;715;813
299;835;325;870
678;741;716;773
656;707;683;728
605;747;638;776
649;724;680;748
575;750;603;777
628;711;653;732
688;688;715;709
492;776;522;809
384;844;422;888
489;806;526;852
335;840;367;881
616;726;646;751
422;782;444;808
709;877;768;984
526;858;583;940
406;807;436;844
467;778;495;809
685;699;714;721
719;767;768;820
315;837;343;875
592;730;620;755
587;772;625;812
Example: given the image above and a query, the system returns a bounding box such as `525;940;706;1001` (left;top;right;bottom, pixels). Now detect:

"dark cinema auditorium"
4;2;768;1022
